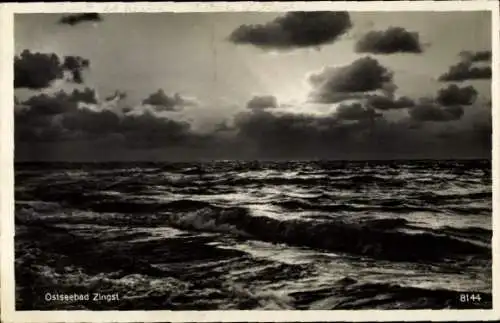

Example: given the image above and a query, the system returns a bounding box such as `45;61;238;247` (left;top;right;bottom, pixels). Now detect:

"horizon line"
13;157;491;163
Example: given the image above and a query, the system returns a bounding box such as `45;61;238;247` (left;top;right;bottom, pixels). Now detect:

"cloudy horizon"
14;11;492;162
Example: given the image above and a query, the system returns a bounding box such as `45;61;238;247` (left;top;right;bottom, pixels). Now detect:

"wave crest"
164;206;490;262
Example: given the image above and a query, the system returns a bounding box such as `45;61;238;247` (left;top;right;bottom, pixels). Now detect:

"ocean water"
15;160;492;310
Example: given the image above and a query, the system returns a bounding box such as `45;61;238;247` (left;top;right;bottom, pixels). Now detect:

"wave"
16;216;492;310
221;174;407;188
166;205;490;262
291;276;492;309
415;191;491;203
438;226;492;244
17;190;490;263
273;199;436;214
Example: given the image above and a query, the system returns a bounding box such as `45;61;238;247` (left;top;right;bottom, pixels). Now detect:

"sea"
15;159;492;310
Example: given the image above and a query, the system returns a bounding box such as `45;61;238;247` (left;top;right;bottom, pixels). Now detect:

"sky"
14;11;492;161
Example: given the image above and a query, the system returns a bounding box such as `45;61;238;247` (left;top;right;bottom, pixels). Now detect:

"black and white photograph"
1;1;499;322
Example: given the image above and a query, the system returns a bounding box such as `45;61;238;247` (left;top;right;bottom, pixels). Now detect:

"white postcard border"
1;1;499;322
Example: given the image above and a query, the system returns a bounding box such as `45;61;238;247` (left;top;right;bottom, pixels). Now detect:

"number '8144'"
459;293;482;303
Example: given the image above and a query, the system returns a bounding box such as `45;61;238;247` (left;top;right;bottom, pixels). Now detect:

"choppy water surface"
15;160;492;310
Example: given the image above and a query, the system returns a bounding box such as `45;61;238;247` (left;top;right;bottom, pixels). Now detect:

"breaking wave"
166;205;490;262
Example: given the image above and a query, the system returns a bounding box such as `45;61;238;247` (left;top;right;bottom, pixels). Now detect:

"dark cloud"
16;94;491;160
14;51;62;89
231;100;402;159
62;56;90;70
59;109;192;148
439;50;491;82
247;95;279;111
59;13;102;26
231;106;486;160
459;50;491;62
438;61;491;82
355;27;423;54
119;112;192;148
142;90;197;111
20;93;75;116
14;50;90;89
69;88;98;104
15;89;100;143
15;85;491;161
408;102;464;122
19;88;97;116
436;84;478;106
61;109;121;138
334;102;382;121
366;95;415;110
16;90;194;149
15;96;69;143
228;11;352;50
308;57;394;103
62;56;90;84
233;110;345;158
